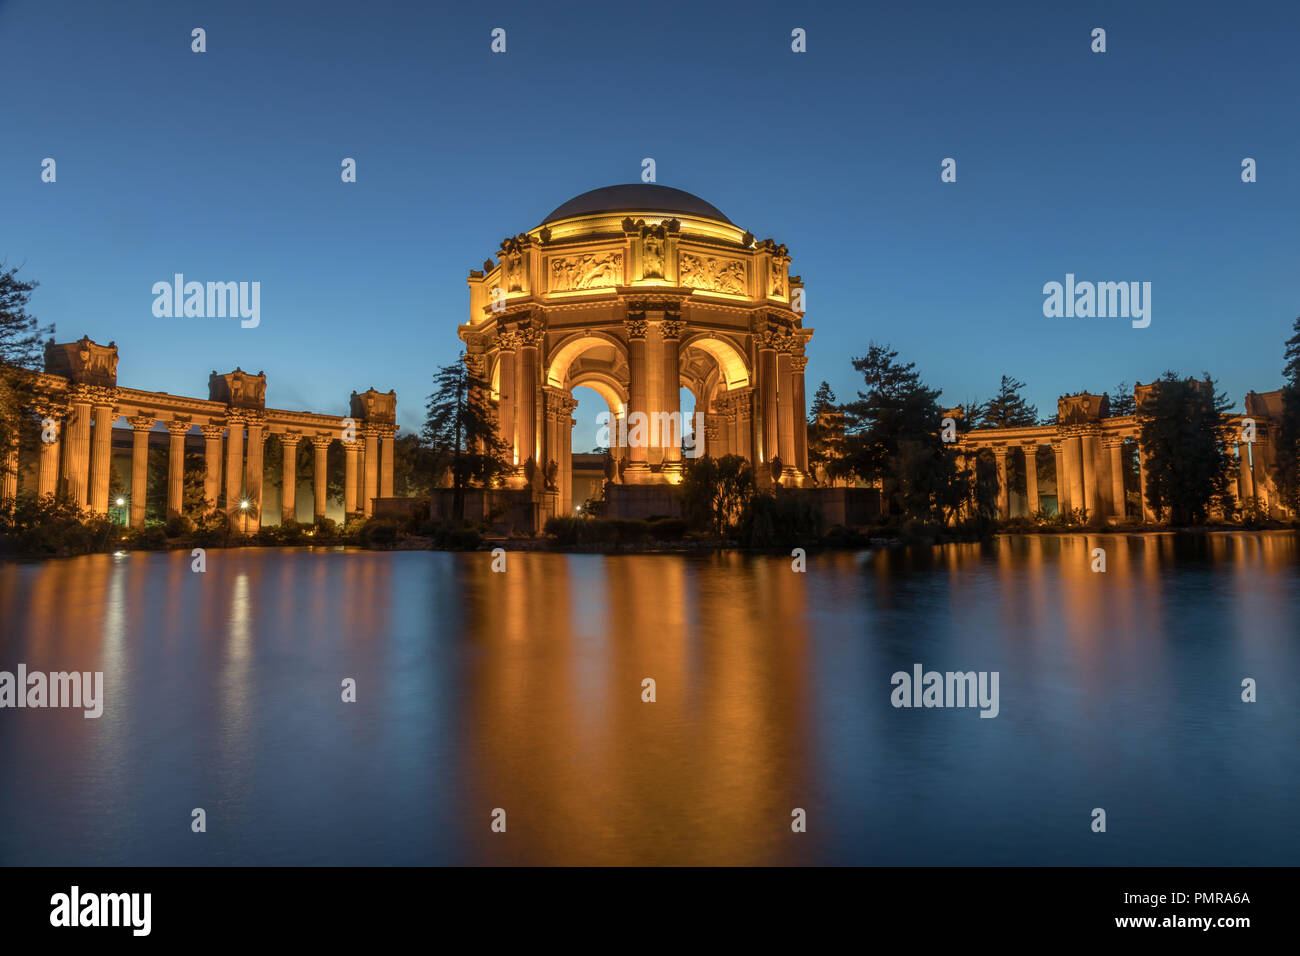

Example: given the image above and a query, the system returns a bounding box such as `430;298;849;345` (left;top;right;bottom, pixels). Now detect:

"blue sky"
3;0;1298;447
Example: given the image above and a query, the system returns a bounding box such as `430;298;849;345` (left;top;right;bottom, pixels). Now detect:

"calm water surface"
1;533;1297;865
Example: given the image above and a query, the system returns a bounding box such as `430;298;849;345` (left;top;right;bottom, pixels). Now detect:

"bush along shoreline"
3;492;1294;560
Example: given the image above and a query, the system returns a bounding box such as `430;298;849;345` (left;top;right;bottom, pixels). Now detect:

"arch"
545;331;629;389
569;371;627;414
680;332;750;389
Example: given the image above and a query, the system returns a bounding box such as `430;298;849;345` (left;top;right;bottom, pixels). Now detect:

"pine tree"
842;343;964;522
980;375;1039;427
1106;382;1136;417
1272;316;1300;513
0;266;54;482
805;381;849;484
423;354;510;520
1138;372;1235;525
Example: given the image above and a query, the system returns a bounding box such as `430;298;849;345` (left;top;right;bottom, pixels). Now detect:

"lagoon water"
1;534;1297;865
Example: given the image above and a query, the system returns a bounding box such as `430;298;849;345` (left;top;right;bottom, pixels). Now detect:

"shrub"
738;492;823;548
359;519;400;549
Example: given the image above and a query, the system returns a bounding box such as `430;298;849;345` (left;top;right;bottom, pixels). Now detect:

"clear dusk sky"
3;0;1298;446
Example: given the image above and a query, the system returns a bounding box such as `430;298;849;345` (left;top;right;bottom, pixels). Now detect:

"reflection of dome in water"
540;184;733;225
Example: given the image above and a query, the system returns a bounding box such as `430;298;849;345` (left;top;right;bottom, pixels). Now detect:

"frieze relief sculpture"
548;251;623;292
679;253;746;295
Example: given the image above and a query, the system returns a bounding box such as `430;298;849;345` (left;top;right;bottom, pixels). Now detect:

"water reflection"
0;533;1296;865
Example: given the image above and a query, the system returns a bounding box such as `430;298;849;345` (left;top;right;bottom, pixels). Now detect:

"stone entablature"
459;185;813;511
3;336;399;530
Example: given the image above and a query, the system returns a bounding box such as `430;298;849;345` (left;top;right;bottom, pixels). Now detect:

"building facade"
2;335;398;529
459;184;814;517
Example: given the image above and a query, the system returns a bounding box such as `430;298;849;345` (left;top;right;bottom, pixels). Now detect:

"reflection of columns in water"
89;398;116;514
165;418;192;519
311;435;332;520
1022;442;1039;515
200;424;224;511
280;432;302;523
127;416;155;528
992;446;1010;520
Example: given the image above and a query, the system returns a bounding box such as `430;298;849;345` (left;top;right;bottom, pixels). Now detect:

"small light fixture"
116;497;125;507
240;500;249;510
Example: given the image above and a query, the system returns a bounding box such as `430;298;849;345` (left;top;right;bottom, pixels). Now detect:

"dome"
540;184;733;226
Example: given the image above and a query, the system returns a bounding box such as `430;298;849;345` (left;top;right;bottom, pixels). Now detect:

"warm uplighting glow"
240;500;249;510
115;497;125;507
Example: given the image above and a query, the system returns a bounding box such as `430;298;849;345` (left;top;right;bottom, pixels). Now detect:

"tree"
979;375;1039;428
1137;372;1235;525
423;354;510;520
1272;316;1300;514
681;454;755;534
841;343;966;523
0;266;54;482
1106;382;1136;417
805;381;850;485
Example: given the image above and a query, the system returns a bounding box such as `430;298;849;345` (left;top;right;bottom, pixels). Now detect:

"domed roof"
540;184;733;226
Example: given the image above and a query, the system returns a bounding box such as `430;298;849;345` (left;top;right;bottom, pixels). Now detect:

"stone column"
363;427;379;516
1080;431;1100;521
1050;438;1068;513
200;424;224;512
1253;433;1274;512
127;415;155;527
777;346;796;478
311;435;332;521
993;446;1010;521
543;388;561;478
36;406;62;498
1237;441;1255;503
280;431;302;523
497;332;519;469
660;317;684;479
243;415;265;524
165;418;192;519
1063;435;1085;517
1022;443;1039;516
343;439;359;516
517;328;540;473
1105;437;1126;519
62;388;93;508
624;314;650;482
758;334;779;469
791;356;809;475
223;411;245;513
560;397;577;512
736;389;754;463
379;428;395;499
1;436;19;506
87;396;117;515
